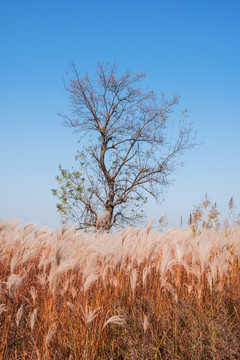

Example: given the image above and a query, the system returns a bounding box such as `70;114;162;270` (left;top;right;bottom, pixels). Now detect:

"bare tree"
52;62;195;231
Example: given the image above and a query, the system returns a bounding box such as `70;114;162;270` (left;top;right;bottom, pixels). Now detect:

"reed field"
0;215;240;359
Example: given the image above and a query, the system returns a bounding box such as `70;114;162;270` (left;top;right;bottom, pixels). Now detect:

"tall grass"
0;218;240;359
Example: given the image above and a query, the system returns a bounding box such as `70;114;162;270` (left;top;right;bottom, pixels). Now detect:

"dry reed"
0;217;240;359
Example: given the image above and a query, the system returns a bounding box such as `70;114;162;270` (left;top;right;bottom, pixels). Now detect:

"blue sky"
1;0;240;228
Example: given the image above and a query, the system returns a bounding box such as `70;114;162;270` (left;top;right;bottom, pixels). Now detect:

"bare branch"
53;62;195;231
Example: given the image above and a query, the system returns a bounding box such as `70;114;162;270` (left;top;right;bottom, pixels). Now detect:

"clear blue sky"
1;0;240;228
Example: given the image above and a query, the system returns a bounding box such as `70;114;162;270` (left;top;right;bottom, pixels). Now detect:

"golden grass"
0;220;240;359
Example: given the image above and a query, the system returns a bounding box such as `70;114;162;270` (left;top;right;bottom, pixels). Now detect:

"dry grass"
0;219;240;359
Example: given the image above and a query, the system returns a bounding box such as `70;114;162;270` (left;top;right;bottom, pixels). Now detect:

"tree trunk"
96;208;113;231
103;208;113;232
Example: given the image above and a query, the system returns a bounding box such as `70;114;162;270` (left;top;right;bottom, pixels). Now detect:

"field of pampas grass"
0;220;240;359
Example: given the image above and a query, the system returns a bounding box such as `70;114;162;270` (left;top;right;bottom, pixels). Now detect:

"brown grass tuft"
0;219;240;359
